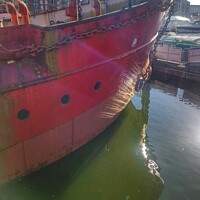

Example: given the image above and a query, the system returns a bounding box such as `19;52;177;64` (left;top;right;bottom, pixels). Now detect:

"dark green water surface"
0;77;200;200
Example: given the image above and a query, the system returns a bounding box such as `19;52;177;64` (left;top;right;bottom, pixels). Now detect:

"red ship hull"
0;1;169;184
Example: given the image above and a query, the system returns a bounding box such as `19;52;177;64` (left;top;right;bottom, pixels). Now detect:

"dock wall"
152;59;200;82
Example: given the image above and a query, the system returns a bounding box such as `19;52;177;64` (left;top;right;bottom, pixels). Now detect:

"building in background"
2;0;198;17
0;0;89;15
190;5;200;23
174;0;190;17
0;0;6;13
23;0;69;14
190;5;200;15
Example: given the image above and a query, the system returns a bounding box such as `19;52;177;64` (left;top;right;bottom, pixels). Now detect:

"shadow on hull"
0;84;164;200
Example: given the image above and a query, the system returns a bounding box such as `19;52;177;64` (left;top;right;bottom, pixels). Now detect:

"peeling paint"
0;94;14;150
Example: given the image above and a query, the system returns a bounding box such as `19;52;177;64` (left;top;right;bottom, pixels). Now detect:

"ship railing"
106;0;141;13
80;0;143;19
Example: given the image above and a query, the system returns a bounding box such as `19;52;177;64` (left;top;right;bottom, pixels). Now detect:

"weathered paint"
0;94;14;150
0;1;166;184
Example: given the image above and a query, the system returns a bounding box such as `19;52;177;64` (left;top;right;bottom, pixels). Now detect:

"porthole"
61;94;70;104
94;81;101;91
17;109;30;120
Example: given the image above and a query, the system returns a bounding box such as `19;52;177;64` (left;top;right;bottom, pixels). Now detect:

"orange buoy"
6;2;19;26
17;0;30;25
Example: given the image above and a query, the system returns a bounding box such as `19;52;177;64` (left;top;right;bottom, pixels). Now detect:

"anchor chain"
0;0;173;60
151;0;175;59
135;0;174;92
77;0;82;20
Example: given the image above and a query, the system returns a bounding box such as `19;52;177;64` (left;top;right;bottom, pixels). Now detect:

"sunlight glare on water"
0;78;200;200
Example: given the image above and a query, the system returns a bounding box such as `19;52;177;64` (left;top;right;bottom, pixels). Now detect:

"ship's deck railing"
81;0;145;19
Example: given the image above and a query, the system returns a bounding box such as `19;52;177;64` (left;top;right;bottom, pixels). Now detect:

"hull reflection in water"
134;84;164;185
0;84;163;200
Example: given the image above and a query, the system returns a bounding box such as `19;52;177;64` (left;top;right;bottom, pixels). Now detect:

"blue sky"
188;0;200;5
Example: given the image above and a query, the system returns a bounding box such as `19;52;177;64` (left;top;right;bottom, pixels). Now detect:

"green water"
0;78;200;200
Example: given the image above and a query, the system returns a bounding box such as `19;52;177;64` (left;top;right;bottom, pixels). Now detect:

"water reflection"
151;72;200;109
0;85;164;200
133;84;164;188
146;77;200;200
